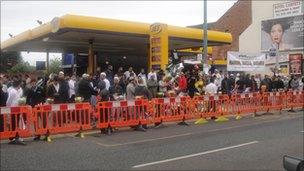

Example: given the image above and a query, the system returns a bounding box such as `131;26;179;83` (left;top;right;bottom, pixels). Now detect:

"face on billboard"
270;24;283;45
261;15;304;51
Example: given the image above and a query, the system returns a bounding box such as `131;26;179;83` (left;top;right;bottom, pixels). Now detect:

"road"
1;110;303;170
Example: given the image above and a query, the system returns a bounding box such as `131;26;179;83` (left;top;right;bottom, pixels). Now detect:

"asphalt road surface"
1;110;303;170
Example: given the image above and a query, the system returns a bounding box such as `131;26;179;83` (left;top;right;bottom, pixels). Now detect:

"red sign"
289;53;302;75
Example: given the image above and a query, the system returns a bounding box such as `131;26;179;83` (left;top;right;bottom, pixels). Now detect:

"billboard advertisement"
227;51;265;72
289;53;302;75
261;15;304;51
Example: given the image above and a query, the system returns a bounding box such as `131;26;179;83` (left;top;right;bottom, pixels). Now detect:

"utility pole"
203;0;208;70
46;51;49;74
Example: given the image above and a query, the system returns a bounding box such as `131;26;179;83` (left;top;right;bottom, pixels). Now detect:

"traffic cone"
195;118;208;125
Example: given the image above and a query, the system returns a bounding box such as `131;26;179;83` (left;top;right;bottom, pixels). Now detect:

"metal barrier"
33;103;92;138
0;106;32;140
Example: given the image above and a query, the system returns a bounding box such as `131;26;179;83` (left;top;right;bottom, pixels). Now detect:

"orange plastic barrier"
151;96;191;123
0;106;32;140
286;90;304;110
95;99;151;129
33;103;92;136
262;92;286;112
192;94;230;119
1;90;303;142
230;93;261;115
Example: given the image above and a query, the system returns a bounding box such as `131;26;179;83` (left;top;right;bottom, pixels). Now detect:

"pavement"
1;109;303;170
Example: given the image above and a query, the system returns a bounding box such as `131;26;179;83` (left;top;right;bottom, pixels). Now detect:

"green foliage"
0;51;22;72
49;57;62;74
8;61;35;73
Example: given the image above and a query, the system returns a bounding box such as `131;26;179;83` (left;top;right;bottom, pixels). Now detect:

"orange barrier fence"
192;94;230;119
286;91;304;110
95;99;151;129
0;91;303;142
33;103;92;137
0;106;32;140
151;96;191;123
261;92;286;113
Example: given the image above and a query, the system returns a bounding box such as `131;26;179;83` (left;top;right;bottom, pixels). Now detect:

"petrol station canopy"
1;14;232;55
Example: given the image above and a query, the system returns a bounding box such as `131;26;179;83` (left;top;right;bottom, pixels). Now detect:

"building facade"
239;0;303;75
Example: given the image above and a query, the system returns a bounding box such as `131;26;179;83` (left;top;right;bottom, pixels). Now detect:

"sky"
1;1;237;66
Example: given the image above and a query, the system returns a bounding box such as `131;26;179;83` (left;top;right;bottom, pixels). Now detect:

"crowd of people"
1;65;304;108
0;65;303;139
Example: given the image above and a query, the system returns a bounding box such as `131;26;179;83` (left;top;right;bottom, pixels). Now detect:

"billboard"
261;15;304;51
289;53;302;75
227;51;265;72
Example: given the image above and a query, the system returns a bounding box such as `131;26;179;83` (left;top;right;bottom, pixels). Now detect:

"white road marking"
300;131;304;133
87;115;301;147
132;141;259;168
106;133;192;147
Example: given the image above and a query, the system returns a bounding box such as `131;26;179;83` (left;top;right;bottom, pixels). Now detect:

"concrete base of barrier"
177;121;189;126
195;118;208;125
75;132;84;138
154;123;166;129
261;112;274;115
134;125;147;132
235;115;242;120
215;116;229;122
46;136;52;142
288;109;296;113
8;138;26;145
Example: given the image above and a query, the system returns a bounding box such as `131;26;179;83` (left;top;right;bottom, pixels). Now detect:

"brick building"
189;0;252;61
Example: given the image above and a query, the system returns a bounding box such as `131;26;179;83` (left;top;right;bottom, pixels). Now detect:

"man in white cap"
99;72;110;91
126;76;136;100
57;71;69;103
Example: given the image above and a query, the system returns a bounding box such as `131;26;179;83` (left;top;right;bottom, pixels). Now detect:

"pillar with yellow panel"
149;23;169;71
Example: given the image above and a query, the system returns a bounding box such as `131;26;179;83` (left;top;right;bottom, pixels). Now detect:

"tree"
49;57;62;74
0;51;22;72
8;61;35;73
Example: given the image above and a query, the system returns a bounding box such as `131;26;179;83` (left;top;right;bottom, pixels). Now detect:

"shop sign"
273;1;303;18
289;53;302;75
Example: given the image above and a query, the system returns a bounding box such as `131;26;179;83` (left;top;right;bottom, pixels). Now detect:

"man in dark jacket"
58;71;69;103
260;75;272;92
109;77;123;101
135;78;151;100
26;77;46;107
221;73;233;95
105;65;114;86
77;74;98;102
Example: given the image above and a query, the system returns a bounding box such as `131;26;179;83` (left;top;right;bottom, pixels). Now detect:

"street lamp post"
203;0;208;71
